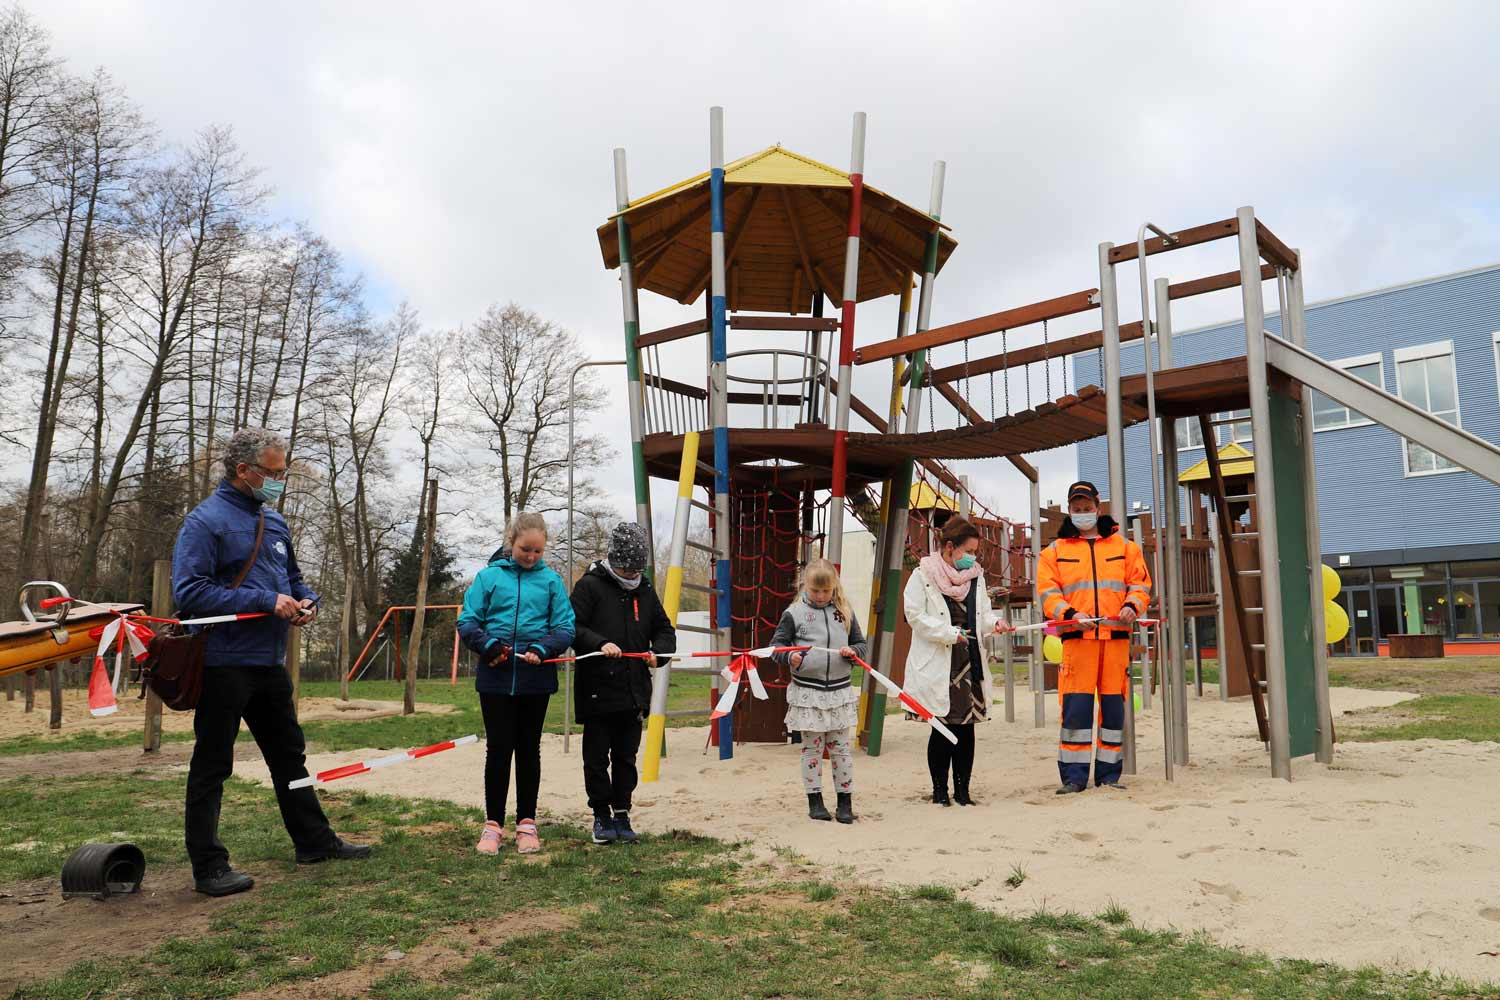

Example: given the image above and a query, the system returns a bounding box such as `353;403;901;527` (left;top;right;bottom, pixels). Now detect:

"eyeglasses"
250;463;290;482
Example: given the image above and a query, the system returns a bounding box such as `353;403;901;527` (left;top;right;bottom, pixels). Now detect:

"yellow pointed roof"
910;481;958;512
1178;442;1255;484
622;147;853;215
596;144;957;313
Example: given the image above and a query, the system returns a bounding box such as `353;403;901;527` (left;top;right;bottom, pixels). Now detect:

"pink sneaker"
516;819;541;854
476;820;502;855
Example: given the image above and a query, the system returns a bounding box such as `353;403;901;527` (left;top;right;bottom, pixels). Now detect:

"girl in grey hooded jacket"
770;559;867;824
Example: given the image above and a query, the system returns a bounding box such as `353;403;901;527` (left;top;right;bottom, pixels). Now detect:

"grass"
1004;864;1027;889
1327;656;1500;743
3;772;1495;1000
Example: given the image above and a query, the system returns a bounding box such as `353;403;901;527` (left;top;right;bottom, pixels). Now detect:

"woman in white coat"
902;516;1004;806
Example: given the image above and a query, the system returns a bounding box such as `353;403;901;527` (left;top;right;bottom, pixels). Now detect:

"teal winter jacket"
456;547;575;696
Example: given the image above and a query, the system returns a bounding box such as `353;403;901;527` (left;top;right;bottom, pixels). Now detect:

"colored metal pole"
613;148;656;577
1030;478;1046;729
708;108;734;759
1237;206;1291;780
827;111;866;569
866;162;944;757
859;277;913;743
642;431;700;782
1155;275;1188;766
1288;253;1334;765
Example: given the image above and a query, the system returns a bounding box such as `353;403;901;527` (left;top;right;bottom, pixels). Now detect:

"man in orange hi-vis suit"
1036;481;1151;794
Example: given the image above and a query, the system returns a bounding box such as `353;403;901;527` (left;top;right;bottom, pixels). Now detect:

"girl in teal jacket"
457;513;575;856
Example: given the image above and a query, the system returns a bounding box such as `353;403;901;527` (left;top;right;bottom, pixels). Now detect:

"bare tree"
15;68;147;583
0;2;58;314
458;303;610;525
75;125;261;593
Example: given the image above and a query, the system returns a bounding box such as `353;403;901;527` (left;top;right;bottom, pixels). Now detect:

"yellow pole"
643;431;700;782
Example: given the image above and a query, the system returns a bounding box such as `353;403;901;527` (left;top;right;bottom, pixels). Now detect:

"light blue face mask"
251;474;285;505
1070;512;1098;531
954;554;977;571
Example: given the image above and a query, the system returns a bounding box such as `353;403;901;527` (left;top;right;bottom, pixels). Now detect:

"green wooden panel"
1268;390;1319;758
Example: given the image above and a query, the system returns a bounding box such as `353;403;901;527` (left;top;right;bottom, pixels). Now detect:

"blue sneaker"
591;815;617;844
613;812;639;844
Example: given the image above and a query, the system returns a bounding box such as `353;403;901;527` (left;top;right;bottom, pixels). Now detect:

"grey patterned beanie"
607;522;648;573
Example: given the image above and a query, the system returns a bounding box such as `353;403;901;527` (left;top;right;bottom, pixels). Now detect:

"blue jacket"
457;547;575;696
172;480;318;668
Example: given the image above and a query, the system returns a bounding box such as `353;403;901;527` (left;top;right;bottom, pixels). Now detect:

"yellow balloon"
1042;634;1064;663
1324;600;1350;645
1321;564;1341;602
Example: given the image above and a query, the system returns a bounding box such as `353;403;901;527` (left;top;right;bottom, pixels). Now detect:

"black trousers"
185;664;336;880
927;723;976;791
479;692;551;824
582;711;643;817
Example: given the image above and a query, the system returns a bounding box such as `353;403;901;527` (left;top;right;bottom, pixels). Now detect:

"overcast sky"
41;0;1500;540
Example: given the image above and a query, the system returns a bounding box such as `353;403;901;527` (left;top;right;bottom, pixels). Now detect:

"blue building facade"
1074;264;1500;651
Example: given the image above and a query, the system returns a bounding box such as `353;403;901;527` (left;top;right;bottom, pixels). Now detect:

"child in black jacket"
569;522;675;844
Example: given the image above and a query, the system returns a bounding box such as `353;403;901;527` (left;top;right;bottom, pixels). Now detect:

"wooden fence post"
145;559;171;752
404;479;438;716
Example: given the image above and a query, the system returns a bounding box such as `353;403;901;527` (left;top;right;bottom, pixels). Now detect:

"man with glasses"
174;427;369;896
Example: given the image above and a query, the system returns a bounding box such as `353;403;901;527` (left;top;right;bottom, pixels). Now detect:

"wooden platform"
644;356;1280;487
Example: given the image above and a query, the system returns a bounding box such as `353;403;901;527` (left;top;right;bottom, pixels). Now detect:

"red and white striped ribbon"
288;735;479;789
799;646;956;745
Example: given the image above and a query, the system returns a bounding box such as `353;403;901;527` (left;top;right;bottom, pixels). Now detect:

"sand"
239;686;1500;983
0;688;453;743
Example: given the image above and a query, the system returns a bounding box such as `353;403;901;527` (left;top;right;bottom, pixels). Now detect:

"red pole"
344;607;395;682
450;627;460;686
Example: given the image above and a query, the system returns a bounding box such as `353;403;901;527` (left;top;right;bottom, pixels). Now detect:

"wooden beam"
1007;454;1038;482
727;390;803;406
637;317;709;349
729;315;840;331
1107;218;1240;264
631;192;713;285
927;321;1145;385
856;289;1101;365
1169;264;1277;300
1254;220;1298;271
781;187;822;299
644;373;708;399
683;186;763;301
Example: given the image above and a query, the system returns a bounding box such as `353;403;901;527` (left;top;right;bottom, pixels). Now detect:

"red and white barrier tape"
288;735;479;789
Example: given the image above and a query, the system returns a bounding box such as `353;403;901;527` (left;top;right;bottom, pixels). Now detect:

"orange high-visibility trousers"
1057;637;1128;787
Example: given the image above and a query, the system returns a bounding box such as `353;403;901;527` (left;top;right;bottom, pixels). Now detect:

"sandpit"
241;686;1500;982
0;688;453;743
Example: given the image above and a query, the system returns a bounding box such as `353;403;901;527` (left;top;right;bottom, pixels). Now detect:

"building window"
1217;409;1252;444
1394;341;1461;476
1311;353;1383;431
1175;417;1210;451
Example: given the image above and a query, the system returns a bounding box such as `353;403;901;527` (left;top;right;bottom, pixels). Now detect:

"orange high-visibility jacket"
1037;525;1152;640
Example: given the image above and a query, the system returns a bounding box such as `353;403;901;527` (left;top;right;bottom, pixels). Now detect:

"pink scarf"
919;553;982;601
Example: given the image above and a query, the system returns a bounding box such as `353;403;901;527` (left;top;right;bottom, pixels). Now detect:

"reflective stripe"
1098;728;1123;743
1038;588;1062;600
1058;748;1094;763
1062;579;1128;595
1061;727;1094;743
1095;747;1123;764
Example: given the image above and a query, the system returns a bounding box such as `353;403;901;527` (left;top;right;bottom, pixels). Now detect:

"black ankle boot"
953;779;976;806
932;785;951;807
807;792;832;821
835;793;854;824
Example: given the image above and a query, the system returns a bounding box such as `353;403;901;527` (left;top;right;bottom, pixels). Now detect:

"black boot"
835;793;854;824
932;785;952;807
807;792;833;821
953;778;976;807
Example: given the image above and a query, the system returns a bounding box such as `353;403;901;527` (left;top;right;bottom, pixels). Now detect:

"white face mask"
1070;512;1098;532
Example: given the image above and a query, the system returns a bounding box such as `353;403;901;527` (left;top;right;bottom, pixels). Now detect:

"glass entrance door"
1346;587;1376;656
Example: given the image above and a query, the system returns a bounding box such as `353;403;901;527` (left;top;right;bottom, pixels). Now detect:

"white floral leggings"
800;730;854;794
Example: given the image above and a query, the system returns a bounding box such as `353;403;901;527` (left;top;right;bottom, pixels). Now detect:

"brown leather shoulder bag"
141;512;264;711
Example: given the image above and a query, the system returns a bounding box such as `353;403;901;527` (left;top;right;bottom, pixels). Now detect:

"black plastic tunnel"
60;843;145;900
